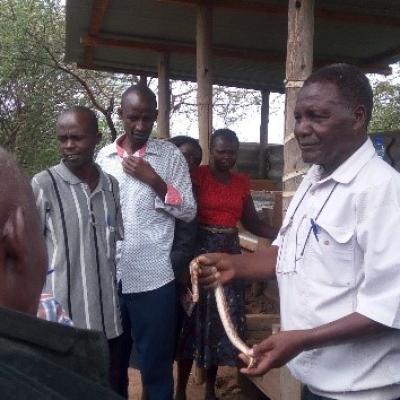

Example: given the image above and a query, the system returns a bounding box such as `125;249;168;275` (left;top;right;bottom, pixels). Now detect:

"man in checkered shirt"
97;85;196;400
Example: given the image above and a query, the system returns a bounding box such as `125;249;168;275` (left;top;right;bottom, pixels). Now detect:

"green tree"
0;0;130;175
370;65;400;132
0;0;267;176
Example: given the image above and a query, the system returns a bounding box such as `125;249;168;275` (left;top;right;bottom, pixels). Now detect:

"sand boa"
189;258;255;368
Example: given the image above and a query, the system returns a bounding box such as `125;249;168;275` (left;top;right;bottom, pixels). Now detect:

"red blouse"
193;165;250;228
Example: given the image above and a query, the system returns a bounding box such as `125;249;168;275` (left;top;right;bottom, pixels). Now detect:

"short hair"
304;63;373;125
210;129;239;149
121;85;157;109
58;106;98;134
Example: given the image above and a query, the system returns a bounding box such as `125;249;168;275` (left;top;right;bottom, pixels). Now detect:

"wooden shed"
64;1;400;398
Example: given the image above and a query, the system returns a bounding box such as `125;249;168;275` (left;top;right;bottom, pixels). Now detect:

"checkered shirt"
96;136;196;293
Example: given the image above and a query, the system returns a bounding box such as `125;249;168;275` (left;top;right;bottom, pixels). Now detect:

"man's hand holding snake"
196;253;237;289
239;330;309;376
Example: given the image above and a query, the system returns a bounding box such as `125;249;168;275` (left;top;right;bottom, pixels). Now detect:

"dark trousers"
117;283;134;399
108;335;127;397
123;281;176;400
303;386;400;400
302;387;336;400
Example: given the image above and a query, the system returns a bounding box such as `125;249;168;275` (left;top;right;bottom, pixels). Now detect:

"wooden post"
138;74;147;86
283;0;315;213
196;3;213;164
259;90;270;178
157;52;171;138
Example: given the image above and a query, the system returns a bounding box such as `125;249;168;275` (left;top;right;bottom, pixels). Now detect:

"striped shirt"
32;162;123;339
96;136;196;293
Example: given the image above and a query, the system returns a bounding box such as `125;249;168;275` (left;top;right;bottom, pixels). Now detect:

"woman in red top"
176;129;277;400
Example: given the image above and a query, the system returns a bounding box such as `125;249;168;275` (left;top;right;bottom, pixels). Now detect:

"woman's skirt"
177;226;246;368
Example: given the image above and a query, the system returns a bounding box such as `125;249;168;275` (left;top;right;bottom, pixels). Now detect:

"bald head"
0;147;47;314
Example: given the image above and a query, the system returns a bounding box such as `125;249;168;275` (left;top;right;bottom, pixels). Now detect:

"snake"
189;258;255;368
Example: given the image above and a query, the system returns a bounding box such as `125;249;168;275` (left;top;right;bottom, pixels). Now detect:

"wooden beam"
197;3;213;165
84;0;111;65
283;0;314;214
259;90;269;178
361;45;400;73
159;0;400;28
81;34;285;64
157;53;171;138
80;34;392;73
77;62;285;92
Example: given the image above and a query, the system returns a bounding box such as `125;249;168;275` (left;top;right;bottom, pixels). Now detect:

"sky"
170;92;285;145
167;62;400;145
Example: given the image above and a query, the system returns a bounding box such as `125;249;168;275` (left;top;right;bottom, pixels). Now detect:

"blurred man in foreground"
0;147;122;399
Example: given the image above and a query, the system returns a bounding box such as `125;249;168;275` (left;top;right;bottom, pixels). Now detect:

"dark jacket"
0;307;122;399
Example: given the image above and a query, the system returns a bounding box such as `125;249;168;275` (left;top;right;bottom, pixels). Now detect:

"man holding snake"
197;64;400;400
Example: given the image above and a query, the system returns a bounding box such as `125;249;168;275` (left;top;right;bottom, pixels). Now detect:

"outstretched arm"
241;195;279;240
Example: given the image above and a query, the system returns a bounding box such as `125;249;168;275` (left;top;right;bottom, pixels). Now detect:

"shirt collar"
53;161;111;191
114;134;160;158
306;137;375;185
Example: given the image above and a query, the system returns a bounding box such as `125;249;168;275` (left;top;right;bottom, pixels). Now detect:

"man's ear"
117;107;123;118
352;104;367;131
1;207;27;272
154;109;159;120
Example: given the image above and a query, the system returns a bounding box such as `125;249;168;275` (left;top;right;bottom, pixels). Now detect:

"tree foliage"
370;69;400;132
0;0;131;175
0;0;270;175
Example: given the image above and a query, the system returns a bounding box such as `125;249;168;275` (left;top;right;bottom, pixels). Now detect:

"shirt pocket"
309;221;355;287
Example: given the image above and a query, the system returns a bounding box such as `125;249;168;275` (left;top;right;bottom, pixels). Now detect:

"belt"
199;225;238;234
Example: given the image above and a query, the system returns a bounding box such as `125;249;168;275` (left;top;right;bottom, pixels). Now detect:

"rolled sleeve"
154;148;196;222
165;184;183;206
356;179;400;329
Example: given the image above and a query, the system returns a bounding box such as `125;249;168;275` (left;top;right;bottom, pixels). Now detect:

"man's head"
0;147;47;315
118;85;158;150
294;63;373;175
56;106;101;171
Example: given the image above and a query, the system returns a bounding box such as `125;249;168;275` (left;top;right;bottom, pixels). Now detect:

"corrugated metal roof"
65;0;400;91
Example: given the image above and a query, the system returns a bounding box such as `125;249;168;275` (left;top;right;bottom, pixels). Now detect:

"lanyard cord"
276;184;312;273
298;182;339;257
288;183;313;223
277;181;339;274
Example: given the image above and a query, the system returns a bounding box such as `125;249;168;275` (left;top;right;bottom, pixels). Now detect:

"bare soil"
127;280;275;399
128;364;267;400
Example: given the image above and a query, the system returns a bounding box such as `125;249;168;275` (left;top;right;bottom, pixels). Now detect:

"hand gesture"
122;156;157;185
239;330;308;376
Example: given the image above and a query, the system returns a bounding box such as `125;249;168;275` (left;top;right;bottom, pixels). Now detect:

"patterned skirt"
177;226;246;368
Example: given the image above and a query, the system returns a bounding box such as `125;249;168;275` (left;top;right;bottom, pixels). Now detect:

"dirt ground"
128;364;267;400
127;281;275;400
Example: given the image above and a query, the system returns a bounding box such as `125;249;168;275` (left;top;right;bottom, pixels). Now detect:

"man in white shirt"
96;85;196;400
197;64;400;400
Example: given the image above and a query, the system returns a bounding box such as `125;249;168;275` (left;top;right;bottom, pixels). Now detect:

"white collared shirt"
96;136;196;293
274;138;400;399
